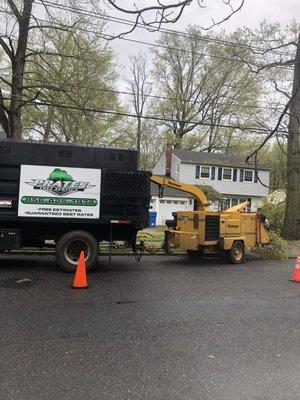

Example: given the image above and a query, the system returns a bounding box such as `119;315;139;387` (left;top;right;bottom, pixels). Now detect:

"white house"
152;147;270;225
150;182;194;225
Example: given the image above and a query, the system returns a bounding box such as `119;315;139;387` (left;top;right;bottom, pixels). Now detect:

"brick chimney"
165;142;173;177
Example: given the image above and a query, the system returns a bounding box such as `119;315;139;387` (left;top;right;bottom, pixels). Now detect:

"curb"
4;251;297;259
6;251;187;257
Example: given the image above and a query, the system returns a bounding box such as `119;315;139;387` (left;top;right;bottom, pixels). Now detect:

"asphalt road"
0;254;299;400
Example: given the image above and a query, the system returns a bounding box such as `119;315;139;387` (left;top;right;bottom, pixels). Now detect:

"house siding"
153;153;181;178
171;155;181;180
152;153;166;175
179;162;269;197
152;152;270;215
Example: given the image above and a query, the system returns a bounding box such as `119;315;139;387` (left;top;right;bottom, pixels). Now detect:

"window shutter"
233;168;237;181
195;165;200;179
240;169;244;182
247;198;252;211
254;171;258;183
218;167;222;180
211;166;215;180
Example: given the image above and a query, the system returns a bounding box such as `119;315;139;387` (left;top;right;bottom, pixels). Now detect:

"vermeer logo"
25;168;95;196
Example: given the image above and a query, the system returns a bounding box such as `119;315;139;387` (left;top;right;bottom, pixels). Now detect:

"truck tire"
229;241;245;264
187;249;204;258
55;230;99;273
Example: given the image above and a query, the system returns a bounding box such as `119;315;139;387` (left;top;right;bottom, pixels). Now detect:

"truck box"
0;140;150;271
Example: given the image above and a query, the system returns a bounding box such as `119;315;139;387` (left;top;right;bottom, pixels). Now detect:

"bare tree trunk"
0;89;9;135
0;0;34;139
136;115;142;167
283;34;300;240
43;107;54;141
127;53;152;169
224;131;233;154
173;128;182;149
207;124;214;153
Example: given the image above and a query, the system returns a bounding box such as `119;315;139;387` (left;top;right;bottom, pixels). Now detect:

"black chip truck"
0;140;150;272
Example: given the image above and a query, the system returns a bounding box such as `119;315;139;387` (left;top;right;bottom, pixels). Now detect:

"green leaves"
23;22;121;144
151;27;261;152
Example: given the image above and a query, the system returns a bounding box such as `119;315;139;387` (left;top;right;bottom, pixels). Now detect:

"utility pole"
283;34;300;240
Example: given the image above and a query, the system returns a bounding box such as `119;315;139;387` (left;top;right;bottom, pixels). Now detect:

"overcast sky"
184;0;299;31
104;0;299;88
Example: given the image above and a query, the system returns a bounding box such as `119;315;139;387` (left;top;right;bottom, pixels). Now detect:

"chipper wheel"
228;241;245;264
55;230;99;273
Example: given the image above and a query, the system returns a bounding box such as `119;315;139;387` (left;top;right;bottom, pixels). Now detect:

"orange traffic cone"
290;253;300;283
72;251;88;289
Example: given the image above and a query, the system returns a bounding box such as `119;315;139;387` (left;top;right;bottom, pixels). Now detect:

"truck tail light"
110;220;131;224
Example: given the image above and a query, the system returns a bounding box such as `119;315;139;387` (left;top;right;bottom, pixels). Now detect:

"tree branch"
0;36;13;59
246;93;296;163
7;0;22;22
273;80;291;99
106;0;244;37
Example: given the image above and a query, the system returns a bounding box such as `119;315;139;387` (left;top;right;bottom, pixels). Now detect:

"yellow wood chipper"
151;176;270;264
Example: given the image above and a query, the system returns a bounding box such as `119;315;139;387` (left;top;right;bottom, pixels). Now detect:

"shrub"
253;231;289;260
261;198;285;234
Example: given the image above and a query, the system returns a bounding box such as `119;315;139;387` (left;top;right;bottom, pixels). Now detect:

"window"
223;197;247;210
244;170;254;182
222;168;232;180
223;198;231;209
175;165;180;173
200;166;211;179
196;165;211;179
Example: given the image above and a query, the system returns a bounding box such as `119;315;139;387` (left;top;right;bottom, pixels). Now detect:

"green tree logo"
25;168;95;196
48;168;73;182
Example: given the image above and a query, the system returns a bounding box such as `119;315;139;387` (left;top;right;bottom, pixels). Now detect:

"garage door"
157;198;193;225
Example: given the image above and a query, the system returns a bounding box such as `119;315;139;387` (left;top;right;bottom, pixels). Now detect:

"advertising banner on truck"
18;165;101;219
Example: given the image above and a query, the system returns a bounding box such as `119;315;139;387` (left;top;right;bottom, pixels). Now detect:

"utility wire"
37;0;295;57
0;4;292;128
0;71;288;112
0;8;295;70
3;96;290;136
24;16;296;71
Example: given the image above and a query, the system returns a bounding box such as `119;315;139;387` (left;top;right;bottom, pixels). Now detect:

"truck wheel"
187;249;204;258
55;230;99;273
229;241;245;264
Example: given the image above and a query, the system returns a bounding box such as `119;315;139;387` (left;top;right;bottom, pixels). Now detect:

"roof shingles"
173;149;270;171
